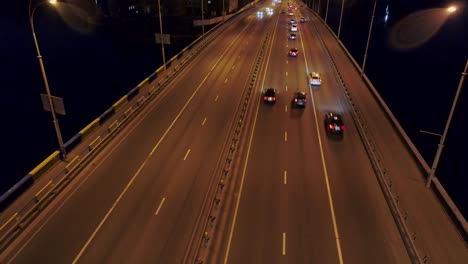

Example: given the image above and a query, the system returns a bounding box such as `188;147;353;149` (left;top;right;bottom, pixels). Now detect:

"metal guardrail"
190;32;271;264
306;2;467;262
0;6;254;253
308;15;423;264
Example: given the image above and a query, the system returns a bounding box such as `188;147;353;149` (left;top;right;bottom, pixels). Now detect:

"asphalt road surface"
2;1;467;263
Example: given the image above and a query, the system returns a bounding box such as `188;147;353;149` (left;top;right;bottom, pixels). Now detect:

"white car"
309;72;322;86
291;24;298;32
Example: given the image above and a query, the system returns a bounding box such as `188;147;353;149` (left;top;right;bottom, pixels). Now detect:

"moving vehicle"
309;72;322;86
263;88;277;104
324;112;345;138
293;92;307;107
289;33;297;40
288;48;298;57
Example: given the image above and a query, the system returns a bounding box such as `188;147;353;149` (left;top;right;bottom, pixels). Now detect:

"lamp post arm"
426;59;468;187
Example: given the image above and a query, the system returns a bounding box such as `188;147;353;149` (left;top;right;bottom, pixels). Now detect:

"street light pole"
337;0;345;38
362;0;377;73
157;0;166;70
29;0;65;157
325;0;330;23
426;59;468;187
201;0;205;35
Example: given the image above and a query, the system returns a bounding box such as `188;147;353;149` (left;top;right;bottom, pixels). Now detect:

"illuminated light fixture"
447;5;457;13
48;0;58;5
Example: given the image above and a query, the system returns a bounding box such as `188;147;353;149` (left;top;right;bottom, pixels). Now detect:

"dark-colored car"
300;17;306;23
288;48;298;57
293;92;307;107
289;33;297;40
263;88;277;104
324;112;345;138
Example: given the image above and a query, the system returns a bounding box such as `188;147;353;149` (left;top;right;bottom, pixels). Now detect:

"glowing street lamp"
447;6;457;13
29;0;66;156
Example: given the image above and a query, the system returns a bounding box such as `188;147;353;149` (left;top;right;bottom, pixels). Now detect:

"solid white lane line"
202;117;207;126
285;105;288;112
298;22;344;264
183;149;191;161
225;78;228;84
284;171;287;185
282;232;286;255
154;197;166;215
71;16;255;264
215;95;219;102
284;131;288;142
72;159;148;264
224;8;281;264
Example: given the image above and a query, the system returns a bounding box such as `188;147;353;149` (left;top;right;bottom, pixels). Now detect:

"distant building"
101;0;242;18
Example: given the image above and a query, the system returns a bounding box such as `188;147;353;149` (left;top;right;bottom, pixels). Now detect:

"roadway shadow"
289;100;305;119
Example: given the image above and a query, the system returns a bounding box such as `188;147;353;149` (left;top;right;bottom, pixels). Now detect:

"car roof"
265;88;276;94
310;72;320;77
290;48;298;51
295;92;306;98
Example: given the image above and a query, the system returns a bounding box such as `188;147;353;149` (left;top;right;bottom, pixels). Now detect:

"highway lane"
306;5;468;263
1;8;269;264
223;1;410;263
297;6;411;263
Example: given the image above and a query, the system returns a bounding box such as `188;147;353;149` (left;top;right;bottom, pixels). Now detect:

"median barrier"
63;133;81;153
79;118;100;139
98;107;115;125
29;151;61;181
112;96;128;112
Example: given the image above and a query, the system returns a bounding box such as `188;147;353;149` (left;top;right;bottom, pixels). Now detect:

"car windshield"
296;93;306;99
330;116;344;126
265;89;275;96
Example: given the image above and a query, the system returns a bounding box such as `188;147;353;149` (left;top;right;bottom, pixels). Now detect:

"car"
263;88;277;103
288;12;294;16
324;112;346;138
309;72;322;86
281;9;285;13
289;33;297;40
293;92;307;107
290;19;296;24
291;24;298;32
300;17;306;23
288;48;298;57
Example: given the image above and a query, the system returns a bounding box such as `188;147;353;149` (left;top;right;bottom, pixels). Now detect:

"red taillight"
304;99;307;102
273;97;276;101
294;98;298;102
329;124;334;129
341;125;346;131
264;96;267;100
